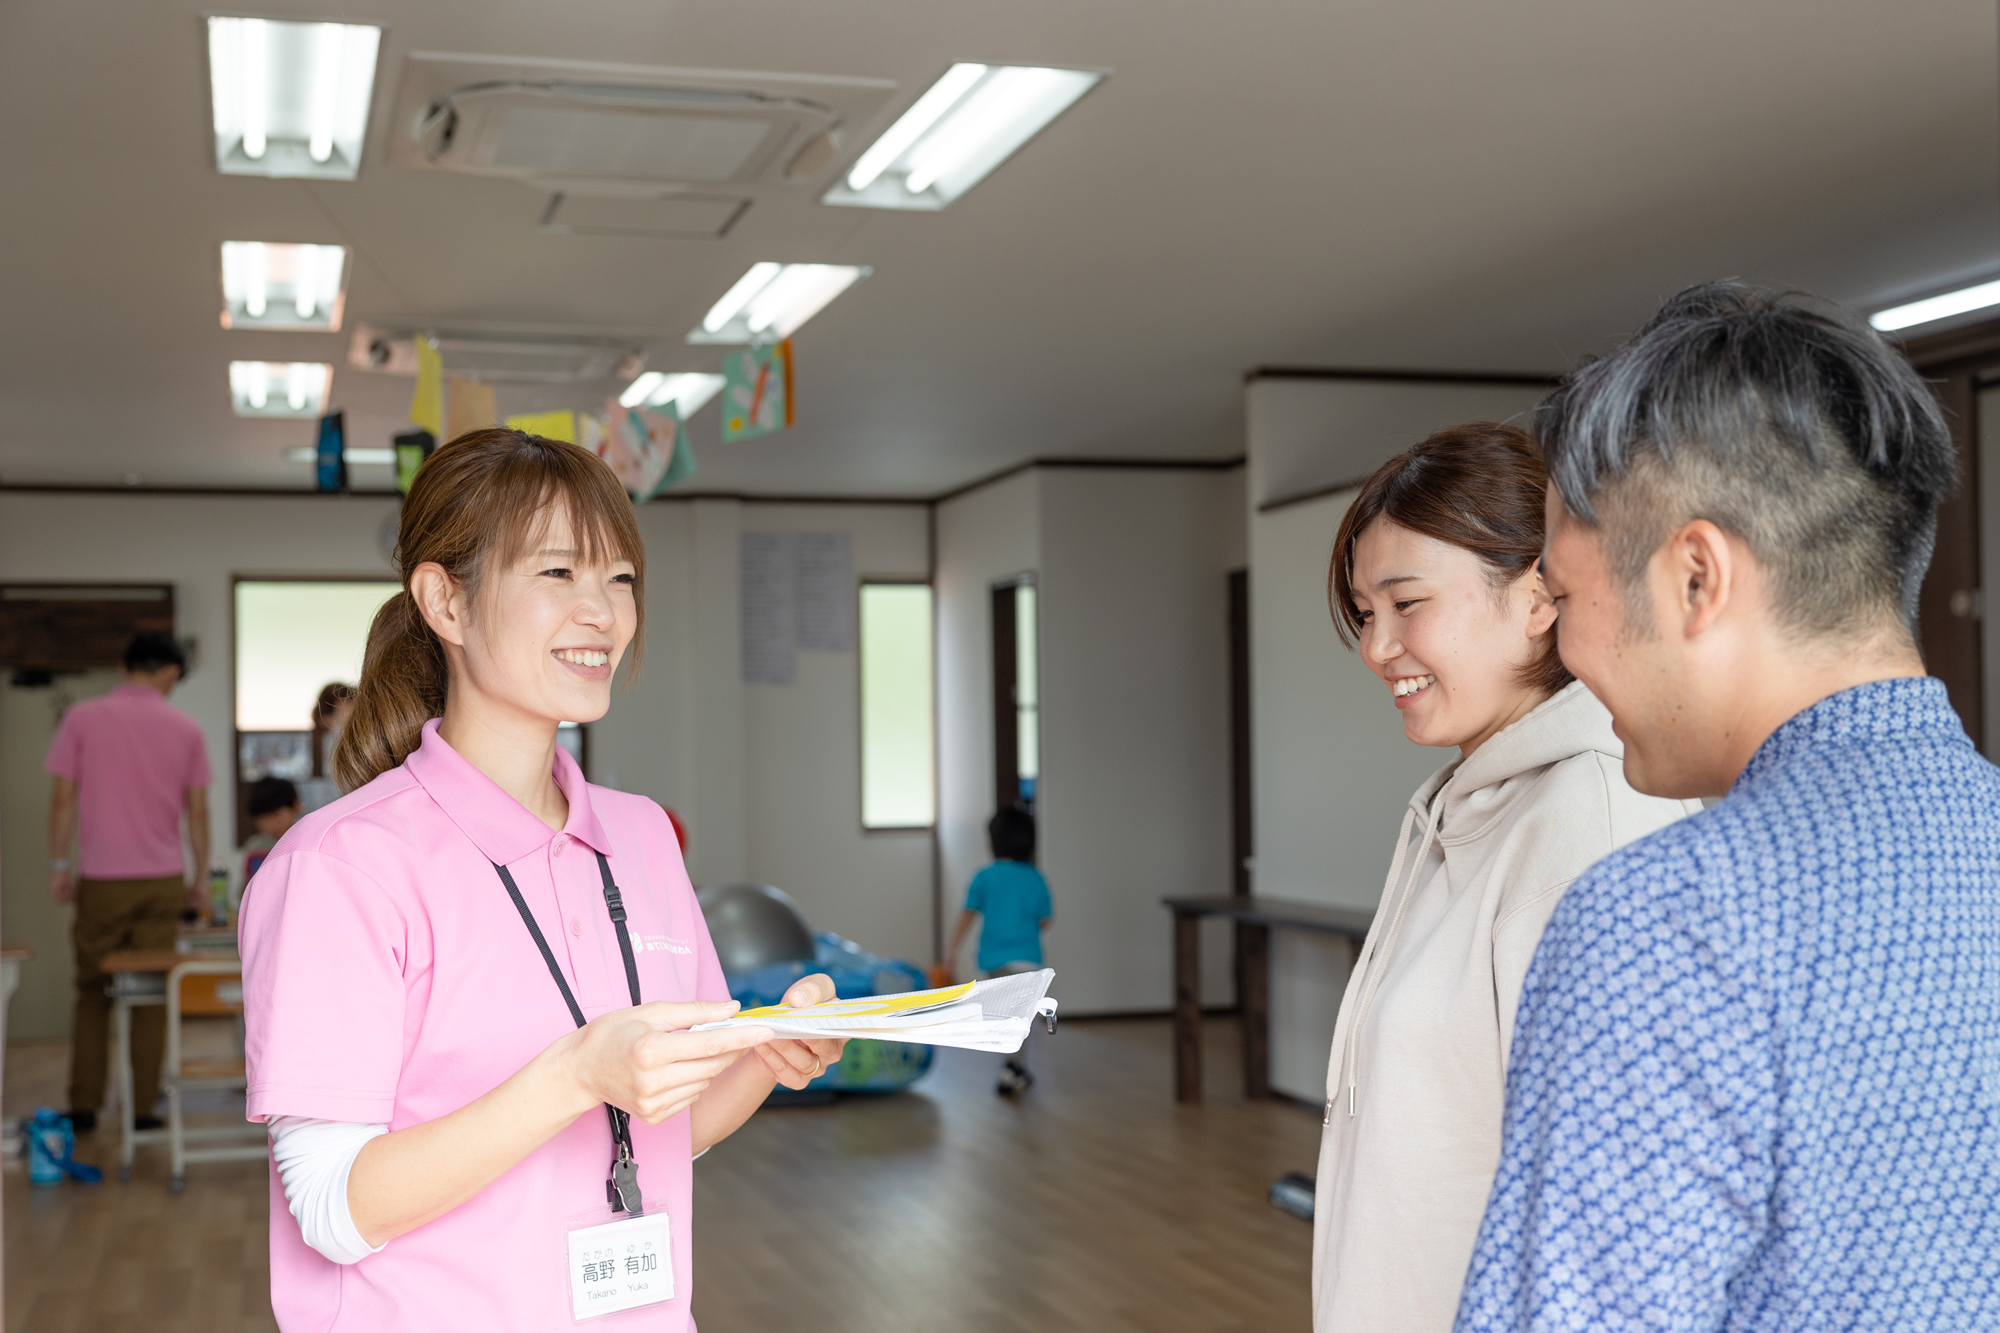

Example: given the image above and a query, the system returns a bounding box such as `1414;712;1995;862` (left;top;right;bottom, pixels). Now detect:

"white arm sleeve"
268;1116;390;1265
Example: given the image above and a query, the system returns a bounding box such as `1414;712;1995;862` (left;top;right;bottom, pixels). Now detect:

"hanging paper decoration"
505;410;578;442
446;379;498;438
409;335;444;437
393;428;435;495
637;402;698;496
722;340;794;442
586;397;694;502
315;412;347;493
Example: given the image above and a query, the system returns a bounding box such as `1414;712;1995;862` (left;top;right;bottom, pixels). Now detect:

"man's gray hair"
1538;280;1957;638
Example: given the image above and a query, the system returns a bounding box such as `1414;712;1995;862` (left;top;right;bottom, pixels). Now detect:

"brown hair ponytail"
334;428;646;791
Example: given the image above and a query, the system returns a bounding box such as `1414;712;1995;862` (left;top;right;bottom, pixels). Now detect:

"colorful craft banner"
409;335;444;437
505;410;578;443
587;398;694;502
722;340;794;442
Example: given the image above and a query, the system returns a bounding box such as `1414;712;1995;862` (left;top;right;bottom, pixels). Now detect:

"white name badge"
566;1212;672;1321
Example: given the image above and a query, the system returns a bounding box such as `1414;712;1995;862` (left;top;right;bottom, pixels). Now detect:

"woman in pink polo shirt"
241;428;844;1331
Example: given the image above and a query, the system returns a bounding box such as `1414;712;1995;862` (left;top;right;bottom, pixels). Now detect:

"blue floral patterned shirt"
1456;677;2000;1332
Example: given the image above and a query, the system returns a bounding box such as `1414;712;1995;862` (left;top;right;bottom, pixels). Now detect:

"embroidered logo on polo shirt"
642;935;693;956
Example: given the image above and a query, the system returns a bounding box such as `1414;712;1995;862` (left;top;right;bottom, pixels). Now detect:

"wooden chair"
162;957;266;1191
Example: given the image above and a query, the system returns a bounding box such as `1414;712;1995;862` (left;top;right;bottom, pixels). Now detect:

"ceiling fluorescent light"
824;63;1101;211
286;446;393;464
231;361;330;418
845;63;987;192
619;371;727;416
619;372;666;409
702;262;783;334
208;16;381;180
689;264;867;344
1870;278;2000;332
220;242;348;330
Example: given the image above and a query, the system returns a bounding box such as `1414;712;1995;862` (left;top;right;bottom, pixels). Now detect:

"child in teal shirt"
943;807;1052;1094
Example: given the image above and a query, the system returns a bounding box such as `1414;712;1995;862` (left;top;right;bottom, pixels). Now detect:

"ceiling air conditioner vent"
386;55;894;196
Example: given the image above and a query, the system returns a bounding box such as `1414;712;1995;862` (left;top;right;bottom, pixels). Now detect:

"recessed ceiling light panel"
823;63;1102;211
619;371;728;416
688;263;868;344
220;242;349;330
208;17;382;180
231;361;331;418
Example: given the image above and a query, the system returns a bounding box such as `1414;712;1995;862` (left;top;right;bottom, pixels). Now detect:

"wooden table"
1161;896;1373;1104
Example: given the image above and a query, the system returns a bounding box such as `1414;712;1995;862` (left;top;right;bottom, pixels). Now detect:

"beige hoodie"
1311;680;1700;1333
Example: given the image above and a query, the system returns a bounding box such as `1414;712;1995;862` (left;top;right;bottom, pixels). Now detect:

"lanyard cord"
492;850;645;1216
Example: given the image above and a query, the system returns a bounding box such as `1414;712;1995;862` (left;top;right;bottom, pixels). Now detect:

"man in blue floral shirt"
1457;282;2000;1331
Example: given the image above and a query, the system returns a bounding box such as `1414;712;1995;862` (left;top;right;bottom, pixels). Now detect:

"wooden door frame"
1898;321;1999;750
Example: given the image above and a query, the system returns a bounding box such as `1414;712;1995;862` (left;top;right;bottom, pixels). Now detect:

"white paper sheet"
695;969;1057;1054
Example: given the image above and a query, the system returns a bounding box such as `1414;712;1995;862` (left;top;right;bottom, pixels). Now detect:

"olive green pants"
70;875;184;1114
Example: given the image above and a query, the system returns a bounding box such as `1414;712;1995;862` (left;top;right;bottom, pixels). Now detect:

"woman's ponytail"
328;426;647;794
335;591;448;791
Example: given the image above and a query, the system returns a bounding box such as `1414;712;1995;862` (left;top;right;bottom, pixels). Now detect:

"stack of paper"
695;969;1058;1054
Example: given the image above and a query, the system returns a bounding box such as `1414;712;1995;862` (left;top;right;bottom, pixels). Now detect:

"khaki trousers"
70;875;185;1113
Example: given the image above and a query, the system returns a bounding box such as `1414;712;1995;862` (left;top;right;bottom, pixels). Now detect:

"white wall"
1245;377;1550;1099
0;490;935;1039
936;465;1244;1015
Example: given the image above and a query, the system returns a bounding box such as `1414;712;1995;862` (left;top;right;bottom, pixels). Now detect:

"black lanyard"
493;850;646;1217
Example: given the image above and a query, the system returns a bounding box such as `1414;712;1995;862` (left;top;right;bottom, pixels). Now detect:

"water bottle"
208;865;231;927
26;1108;70;1185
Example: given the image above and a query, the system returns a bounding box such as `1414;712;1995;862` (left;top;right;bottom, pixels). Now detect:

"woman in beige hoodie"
1311;423;1699;1333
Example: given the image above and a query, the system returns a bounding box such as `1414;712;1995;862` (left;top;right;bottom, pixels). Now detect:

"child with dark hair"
942;806;1053;1095
242;776;302;887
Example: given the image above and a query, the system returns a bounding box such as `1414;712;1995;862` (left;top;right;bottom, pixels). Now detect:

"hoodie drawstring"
1343;786;1448;1117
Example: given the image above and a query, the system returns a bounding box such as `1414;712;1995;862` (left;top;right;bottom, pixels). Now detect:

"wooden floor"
6;1017;1319;1332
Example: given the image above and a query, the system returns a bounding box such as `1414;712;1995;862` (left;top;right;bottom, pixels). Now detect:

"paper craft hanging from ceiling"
447;379;498;438
505;410;578;443
722;340;794;442
409;335;444;437
590;398;695;502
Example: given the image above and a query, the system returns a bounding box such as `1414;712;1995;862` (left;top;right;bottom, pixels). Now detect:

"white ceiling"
1;0;1995;497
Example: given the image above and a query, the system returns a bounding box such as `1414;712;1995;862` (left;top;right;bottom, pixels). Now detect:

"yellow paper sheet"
735;979;975;1021
409;335;444;437
506;410;578;443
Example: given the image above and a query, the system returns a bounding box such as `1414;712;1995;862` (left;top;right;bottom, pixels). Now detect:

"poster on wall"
722;341;793;442
738;531;854;684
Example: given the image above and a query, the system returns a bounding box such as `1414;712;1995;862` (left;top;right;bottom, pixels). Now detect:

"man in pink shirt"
46;631;212;1131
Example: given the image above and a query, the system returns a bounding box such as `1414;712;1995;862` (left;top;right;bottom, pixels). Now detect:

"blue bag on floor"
26;1107;103;1185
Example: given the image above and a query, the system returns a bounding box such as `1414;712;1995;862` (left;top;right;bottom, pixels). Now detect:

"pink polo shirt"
45;682;211;880
241;720;728;1332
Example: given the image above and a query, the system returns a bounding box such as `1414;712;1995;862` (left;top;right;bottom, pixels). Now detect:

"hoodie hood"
1410;680;1623;839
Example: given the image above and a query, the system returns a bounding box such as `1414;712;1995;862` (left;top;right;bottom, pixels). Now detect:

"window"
859;582;935;828
234;579;397;842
